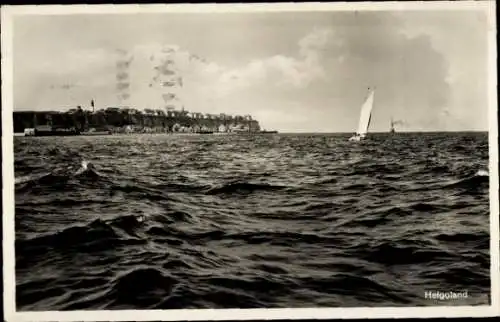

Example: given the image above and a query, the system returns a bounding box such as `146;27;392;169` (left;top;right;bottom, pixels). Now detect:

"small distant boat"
349;87;375;142
390;118;396;134
260;130;278;134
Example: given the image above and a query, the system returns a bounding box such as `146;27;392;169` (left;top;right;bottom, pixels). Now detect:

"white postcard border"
2;1;498;321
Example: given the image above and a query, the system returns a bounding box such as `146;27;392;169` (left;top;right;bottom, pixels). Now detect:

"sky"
12;8;493;132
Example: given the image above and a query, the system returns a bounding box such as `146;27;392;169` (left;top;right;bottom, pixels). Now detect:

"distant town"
14;105;266;136
13;46;278;136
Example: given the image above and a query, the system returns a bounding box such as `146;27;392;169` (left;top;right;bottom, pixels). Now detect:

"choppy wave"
14;132;491;310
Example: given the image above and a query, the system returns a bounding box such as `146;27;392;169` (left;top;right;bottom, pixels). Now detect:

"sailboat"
349;87;375;142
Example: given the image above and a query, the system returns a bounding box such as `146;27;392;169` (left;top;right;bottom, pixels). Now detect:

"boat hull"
348;134;365;142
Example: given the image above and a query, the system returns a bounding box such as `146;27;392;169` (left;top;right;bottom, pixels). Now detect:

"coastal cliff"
14;107;261;134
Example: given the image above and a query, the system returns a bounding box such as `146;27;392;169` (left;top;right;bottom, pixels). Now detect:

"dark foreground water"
14;132;490;310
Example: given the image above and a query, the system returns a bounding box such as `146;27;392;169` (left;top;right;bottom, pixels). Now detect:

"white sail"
356;88;375;136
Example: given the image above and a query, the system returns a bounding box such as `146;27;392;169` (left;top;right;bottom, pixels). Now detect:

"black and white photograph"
2;1;498;321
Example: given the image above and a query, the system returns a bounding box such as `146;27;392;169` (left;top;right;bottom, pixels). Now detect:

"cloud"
14;11;488;132
128;28;333;102
173;16;453;132
135;20;452;130
212;28;333;93
112;32;331;113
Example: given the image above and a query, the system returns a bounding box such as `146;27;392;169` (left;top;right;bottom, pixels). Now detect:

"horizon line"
12;130;489;135
254;130;489;134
